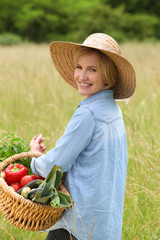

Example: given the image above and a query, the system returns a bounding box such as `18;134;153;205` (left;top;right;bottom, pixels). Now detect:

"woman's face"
74;52;105;97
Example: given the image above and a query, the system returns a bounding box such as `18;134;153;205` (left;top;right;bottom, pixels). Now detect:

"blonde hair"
74;46;118;89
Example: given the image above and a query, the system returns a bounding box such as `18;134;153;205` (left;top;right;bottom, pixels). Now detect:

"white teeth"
80;82;91;86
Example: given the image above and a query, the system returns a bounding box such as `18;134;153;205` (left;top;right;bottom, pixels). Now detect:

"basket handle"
0;152;42;172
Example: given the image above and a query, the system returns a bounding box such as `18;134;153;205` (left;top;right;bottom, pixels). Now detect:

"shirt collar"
78;90;114;107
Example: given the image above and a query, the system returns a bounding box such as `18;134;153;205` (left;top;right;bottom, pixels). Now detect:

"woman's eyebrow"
88;65;97;68
77;63;98;68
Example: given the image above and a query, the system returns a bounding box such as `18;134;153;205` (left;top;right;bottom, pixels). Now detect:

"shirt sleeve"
31;107;95;177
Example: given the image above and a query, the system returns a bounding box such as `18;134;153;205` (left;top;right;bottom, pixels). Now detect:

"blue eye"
90;68;96;72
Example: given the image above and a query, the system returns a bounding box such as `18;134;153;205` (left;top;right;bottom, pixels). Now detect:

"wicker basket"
0;152;70;231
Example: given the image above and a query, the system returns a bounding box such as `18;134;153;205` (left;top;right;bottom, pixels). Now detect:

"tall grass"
0;42;160;239
120;42;160;240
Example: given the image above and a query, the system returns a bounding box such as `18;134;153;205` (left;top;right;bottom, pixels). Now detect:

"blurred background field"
0;0;160;239
0;41;160;239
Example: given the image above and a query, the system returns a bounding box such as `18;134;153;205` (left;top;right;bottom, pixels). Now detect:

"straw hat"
50;33;136;99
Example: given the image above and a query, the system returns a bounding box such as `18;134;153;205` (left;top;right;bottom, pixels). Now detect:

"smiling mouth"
79;82;93;87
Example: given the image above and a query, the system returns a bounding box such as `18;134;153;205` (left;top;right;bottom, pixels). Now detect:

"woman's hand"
30;133;46;153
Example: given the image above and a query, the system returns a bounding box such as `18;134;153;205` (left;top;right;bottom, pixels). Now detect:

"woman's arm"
30;107;95;177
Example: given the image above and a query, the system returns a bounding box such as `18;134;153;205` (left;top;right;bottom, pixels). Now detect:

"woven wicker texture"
0;152;70;231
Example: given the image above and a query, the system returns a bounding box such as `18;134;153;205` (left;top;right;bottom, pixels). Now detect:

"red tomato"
20;175;37;187
33;174;45;180
11;183;21;192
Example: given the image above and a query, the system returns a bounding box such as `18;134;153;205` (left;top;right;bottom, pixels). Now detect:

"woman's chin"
78;89;90;97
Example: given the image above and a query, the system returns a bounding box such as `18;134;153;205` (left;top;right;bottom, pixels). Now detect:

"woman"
30;33;136;240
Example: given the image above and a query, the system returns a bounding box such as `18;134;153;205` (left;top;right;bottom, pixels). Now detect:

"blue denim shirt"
31;90;127;240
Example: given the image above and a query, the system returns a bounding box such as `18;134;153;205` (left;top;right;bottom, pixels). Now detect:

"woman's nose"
79;70;88;81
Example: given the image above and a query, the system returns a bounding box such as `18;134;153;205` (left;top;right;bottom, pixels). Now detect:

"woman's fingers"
32;134;44;143
40;143;46;153
33;133;41;140
30;134;46;153
40;142;46;149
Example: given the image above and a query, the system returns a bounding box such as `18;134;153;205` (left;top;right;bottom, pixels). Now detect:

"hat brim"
50;41;136;99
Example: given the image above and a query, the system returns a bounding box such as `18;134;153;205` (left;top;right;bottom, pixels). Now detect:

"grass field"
0;42;160;240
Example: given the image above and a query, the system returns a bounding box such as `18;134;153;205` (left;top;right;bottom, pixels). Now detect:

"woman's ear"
103;82;110;90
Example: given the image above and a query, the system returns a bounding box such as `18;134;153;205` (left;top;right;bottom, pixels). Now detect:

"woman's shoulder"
79;99;123;123
72;105;96;122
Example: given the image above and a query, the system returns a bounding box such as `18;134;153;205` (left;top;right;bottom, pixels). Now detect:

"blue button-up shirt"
31;90;127;240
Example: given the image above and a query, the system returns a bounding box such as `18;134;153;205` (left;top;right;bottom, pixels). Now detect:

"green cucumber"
17;179;43;195
28;187;42;200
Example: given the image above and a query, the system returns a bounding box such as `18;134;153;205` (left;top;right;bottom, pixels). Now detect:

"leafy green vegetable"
32;165;72;208
32;189;53;204
50;189;72;208
32;165;63;203
0;134;30;160
0;133;31;173
50;190;60;208
57;192;72;208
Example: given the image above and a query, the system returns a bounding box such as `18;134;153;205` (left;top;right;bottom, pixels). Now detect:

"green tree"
0;0;159;42
15;0;67;42
0;0;21;33
15;0;100;42
68;3;160;42
103;0;160;15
